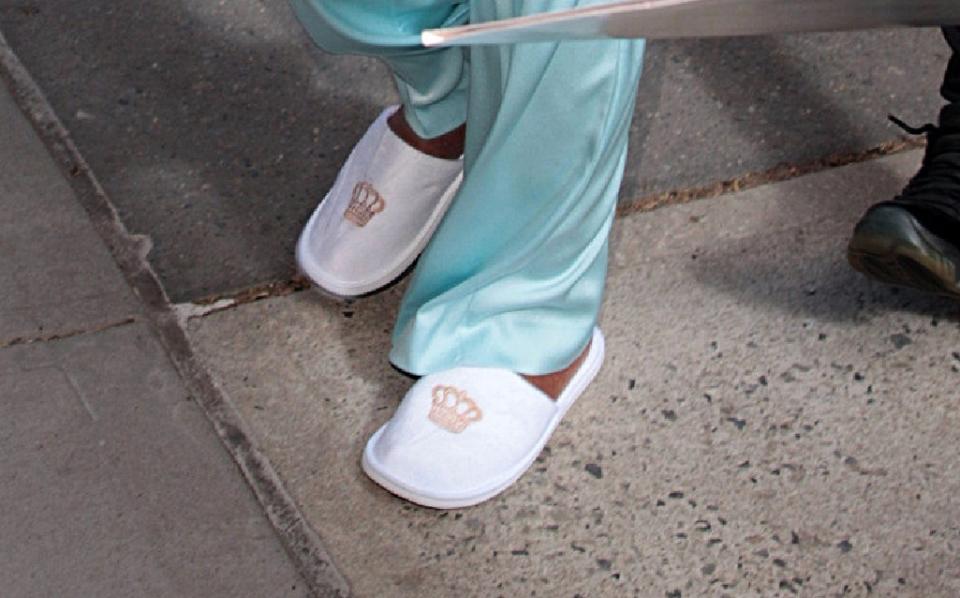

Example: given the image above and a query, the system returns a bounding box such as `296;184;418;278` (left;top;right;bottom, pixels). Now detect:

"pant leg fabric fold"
290;0;470;138
390;1;645;376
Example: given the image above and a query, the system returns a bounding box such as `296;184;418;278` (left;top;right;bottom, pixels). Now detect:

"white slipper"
362;328;605;509
296;106;463;298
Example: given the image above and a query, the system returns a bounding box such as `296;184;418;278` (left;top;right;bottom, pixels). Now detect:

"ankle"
521;340;592;401
387;107;465;160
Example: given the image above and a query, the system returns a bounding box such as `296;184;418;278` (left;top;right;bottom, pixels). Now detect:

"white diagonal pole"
422;0;960;47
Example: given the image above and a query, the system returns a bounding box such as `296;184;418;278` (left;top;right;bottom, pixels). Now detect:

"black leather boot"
847;28;960;297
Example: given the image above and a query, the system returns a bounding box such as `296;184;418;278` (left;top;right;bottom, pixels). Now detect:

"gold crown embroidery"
429;385;483;434
344;181;386;227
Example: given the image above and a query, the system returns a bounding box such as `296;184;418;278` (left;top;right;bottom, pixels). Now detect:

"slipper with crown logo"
296;105;463;298
361;328;605;509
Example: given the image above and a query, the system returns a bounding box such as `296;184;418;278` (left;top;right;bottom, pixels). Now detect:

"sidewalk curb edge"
0;28;351;598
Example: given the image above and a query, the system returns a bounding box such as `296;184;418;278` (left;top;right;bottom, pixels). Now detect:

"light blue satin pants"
292;0;645;375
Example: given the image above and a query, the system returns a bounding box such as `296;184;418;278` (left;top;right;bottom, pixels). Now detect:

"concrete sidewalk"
4;15;960;598
187;150;960;597
0;75;311;596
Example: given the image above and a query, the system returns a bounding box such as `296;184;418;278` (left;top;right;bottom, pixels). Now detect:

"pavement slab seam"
45;136;924;319
167;130;921;318
182;275;313;320
0;29;350;598
0;316;137;350
616;135;924;217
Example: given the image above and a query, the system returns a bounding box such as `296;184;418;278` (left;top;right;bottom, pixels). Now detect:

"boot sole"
847;205;960;298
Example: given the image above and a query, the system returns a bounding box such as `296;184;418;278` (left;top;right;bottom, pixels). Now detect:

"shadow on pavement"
0;1;948;301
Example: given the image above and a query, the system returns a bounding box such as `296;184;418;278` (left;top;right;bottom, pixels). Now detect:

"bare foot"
521;340;592;400
387;106;465;160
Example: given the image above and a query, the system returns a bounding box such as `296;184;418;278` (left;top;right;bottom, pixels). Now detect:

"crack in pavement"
192;275;312;308
172;275;314;323
0;317;137;350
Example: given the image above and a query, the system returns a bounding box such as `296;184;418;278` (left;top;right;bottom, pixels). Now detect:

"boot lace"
889;114;960;211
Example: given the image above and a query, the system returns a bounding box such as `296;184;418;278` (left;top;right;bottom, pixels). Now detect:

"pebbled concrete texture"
0;0;949;301
187;150;960;597
0;78;138;345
